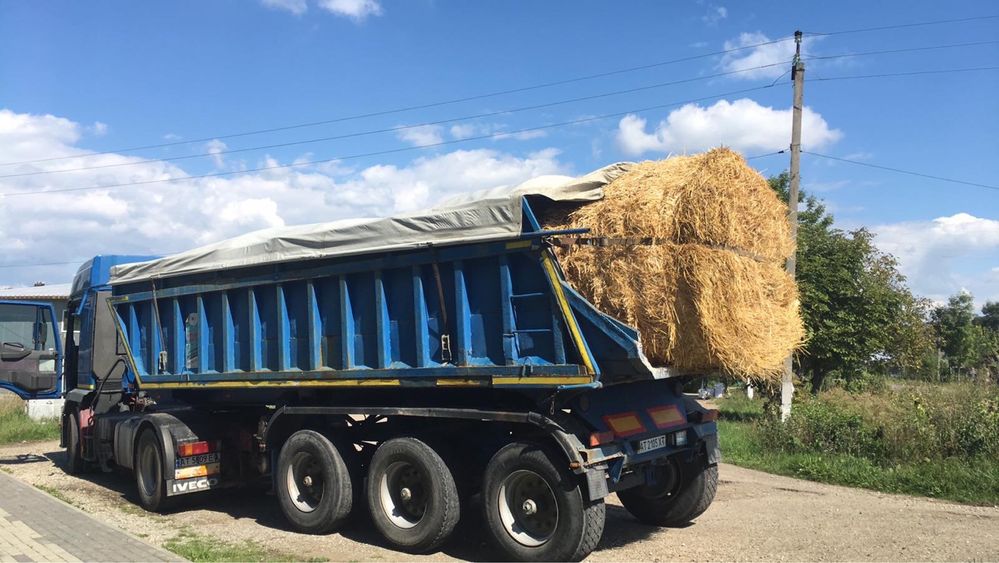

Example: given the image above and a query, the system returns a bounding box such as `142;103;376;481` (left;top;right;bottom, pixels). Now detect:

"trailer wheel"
483;442;605;562
276;430;354;534
618;459;718;526
135;429;171;512
366;437;459;553
64;411;84;475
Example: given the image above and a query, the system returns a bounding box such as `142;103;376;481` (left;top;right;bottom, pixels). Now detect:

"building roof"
0;283;72;300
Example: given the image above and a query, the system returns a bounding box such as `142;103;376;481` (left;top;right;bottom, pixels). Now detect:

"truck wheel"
366;437;459;553
618;459;718;526
135;429;172;512
276;430;353;534
483;442;605;562
64;411;84;474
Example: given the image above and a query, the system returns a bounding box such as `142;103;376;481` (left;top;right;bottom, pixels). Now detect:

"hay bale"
548;148;803;382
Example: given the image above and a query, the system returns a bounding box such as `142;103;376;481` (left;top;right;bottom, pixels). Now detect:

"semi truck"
0;170;719;561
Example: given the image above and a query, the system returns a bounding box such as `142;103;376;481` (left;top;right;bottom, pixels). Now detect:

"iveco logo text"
169;477;219;495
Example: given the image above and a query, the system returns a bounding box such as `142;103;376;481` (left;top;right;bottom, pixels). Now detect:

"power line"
803;151;999;191
9;42;997;181
0;83;785;199
0;36;795;168
0;61;791;180
746;150;786;160
803;39;999;61
804;14;999;37
809;66;999;82
0;261;82;269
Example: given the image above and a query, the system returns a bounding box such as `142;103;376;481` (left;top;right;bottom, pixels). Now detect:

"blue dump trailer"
0;179;719;561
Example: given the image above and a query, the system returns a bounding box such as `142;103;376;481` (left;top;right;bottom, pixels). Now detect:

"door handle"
1;342;31;361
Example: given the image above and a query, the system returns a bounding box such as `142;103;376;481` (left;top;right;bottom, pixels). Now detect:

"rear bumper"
575;420;718;501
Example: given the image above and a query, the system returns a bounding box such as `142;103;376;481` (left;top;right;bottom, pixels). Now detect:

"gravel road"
1;440;996;562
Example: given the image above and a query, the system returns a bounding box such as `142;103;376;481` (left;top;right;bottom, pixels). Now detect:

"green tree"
978;301;999;333
933;293;999;380
769;172;933;391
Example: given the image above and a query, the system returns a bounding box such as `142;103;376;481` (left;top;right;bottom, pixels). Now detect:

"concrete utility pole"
781;30;804;422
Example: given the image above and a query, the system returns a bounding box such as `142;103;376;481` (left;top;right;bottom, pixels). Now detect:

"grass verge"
717;387;999;505
34;483;80;507
163;529;325;562
0;394;60;444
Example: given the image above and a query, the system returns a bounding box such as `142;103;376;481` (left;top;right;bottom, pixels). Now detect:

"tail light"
177;440;218;457
588;430;615;447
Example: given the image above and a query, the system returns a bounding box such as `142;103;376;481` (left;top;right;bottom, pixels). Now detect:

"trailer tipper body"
0;166;719;561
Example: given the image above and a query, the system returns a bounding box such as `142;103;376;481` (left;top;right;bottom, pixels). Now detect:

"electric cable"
804;151;999;191
0;36;795;168
0;83;786;198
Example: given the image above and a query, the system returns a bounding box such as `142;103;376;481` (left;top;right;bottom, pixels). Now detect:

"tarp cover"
110;162;632;284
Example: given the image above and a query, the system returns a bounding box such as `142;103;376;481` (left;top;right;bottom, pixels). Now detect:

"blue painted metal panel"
103;198;658;389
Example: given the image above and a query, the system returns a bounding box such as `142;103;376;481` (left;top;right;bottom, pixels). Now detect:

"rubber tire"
618;461;718;526
366;437;460;553
276;430;354;535
64;411;84;475
483;442;605;562
134;429;171;512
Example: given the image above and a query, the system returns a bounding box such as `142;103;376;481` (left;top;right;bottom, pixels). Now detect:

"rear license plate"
175;452;220;468
637;434;668;453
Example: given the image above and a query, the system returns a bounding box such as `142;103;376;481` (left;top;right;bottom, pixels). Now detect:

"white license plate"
637;434;668;453
175;452;220;468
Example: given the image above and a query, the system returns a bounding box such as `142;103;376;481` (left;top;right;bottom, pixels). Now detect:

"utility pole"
781;30;804;422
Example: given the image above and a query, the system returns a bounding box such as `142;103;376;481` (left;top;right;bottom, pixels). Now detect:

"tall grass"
717;382;999;504
0;392;60;444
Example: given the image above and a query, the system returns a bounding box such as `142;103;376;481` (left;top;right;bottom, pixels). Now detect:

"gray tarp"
110;163;632;284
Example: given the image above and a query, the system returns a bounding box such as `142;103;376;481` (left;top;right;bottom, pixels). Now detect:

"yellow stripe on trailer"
540;253;596;376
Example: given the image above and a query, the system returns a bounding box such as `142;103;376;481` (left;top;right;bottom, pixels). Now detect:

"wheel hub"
497;470;559;547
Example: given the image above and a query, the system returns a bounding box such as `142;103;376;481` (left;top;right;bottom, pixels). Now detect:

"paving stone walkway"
0;471;182;562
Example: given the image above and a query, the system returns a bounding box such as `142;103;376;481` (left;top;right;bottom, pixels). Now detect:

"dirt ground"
1;439;997;562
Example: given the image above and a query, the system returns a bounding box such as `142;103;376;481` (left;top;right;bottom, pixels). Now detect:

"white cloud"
396;125;444;146
615;98;842;156
719;32;819;80
0;109;565;286
701;5;727;25
205;139;227;168
261;0;382;20
261;0;308;15
873;213;999;303
449;122;547;142
89;122;108;137
317;0;382;20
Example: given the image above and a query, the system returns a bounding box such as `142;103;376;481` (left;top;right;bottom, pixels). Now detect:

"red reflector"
589;430;615;447
647;405;686;429
602;412;647;438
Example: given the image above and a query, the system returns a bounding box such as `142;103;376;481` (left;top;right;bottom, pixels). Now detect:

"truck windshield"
0;303;56;351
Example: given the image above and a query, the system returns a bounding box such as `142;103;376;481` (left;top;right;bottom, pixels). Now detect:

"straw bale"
548;148;803;383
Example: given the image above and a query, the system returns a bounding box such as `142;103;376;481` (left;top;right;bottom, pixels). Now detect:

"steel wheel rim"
138;442;159;498
287;451;325;513
379;460;428;529
497;469;558;547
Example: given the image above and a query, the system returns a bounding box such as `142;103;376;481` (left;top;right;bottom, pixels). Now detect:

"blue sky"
1;0;997;305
